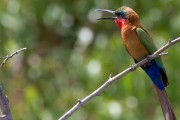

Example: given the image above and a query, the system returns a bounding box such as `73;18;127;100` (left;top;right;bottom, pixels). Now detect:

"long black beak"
95;9;117;20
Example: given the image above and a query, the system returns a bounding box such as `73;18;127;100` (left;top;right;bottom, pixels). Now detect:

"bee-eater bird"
96;6;176;120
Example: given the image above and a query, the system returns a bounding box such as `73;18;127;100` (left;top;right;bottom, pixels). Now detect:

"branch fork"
59;37;180;120
0;48;27;120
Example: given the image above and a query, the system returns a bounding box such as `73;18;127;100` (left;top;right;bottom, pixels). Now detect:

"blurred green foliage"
0;0;180;120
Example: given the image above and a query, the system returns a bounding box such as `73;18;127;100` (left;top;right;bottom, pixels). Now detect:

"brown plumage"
115;6;176;120
154;86;176;120
96;6;176;120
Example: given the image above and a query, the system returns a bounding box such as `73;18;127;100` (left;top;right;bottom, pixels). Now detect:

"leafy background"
0;0;180;120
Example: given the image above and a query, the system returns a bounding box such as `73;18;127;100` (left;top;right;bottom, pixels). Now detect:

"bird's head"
96;6;139;29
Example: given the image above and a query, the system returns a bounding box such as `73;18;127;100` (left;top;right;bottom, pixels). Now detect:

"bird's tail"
154;86;176;120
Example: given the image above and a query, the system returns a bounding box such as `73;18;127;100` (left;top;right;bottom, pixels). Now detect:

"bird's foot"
146;55;152;62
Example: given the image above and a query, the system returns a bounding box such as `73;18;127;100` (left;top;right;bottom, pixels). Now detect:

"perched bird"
96;6;176;120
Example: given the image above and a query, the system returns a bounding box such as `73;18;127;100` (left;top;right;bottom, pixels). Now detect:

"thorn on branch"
96;92;101;96
129;65;135;71
159;52;168;56
78;99;82;104
0;115;5;118
0;57;7;59
6;96;9;103
168;40;173;44
109;74;112;79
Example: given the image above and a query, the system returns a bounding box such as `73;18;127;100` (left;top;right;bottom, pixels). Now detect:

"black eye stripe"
115;10;128;19
115;11;125;16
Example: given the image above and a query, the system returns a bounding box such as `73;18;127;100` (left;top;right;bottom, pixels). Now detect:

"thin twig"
0;48;27;69
0;48;27;120
58;37;180;120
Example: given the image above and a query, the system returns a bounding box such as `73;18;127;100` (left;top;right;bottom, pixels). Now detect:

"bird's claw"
146;55;151;62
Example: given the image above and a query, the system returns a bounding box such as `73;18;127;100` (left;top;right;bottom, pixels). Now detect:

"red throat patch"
114;19;126;30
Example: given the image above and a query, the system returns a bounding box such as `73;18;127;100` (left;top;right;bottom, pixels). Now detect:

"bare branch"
0;48;27;120
0;84;12;120
58;37;180;120
0;48;27;69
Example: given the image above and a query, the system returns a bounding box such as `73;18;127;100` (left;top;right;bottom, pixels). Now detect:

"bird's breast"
121;26;149;61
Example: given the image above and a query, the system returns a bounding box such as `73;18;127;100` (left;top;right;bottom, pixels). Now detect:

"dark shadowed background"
0;0;180;120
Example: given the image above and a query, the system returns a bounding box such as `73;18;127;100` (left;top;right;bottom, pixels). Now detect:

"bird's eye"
115;11;128;19
115;11;125;16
